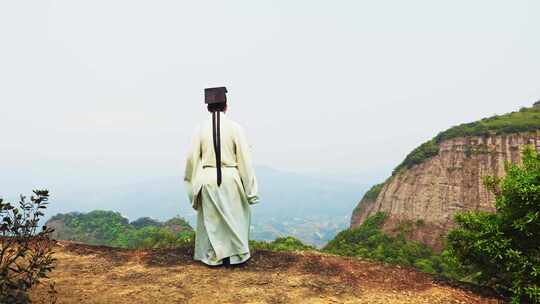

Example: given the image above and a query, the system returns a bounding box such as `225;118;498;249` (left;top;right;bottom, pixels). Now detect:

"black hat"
204;86;227;186
205;87;228;104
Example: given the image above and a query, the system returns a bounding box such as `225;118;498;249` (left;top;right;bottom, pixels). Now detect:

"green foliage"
393;104;540;174
353;183;385;215
435;106;540;142
324;212;388;257
447;146;540;303
323;212;465;278
52;211;313;253
393;140;440;174
50;210;130;246
48;211;194;250
0;190;57;304
116;226;194;249
162;217;192;232
250;236;315;252
130;217;162;229
363;183;384;201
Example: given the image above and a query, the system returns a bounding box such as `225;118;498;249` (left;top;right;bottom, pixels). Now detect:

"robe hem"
194;251;251;267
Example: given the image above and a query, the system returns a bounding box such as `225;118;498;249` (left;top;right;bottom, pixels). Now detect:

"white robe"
184;113;259;266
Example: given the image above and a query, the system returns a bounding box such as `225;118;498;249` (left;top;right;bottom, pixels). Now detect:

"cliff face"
350;196;377;228
350;183;383;228
351;131;540;250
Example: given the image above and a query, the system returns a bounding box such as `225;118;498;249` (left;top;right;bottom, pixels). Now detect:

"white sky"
1;0;539;190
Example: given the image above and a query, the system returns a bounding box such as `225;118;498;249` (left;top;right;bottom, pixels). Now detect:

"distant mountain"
34;166;367;247
254;166;365;219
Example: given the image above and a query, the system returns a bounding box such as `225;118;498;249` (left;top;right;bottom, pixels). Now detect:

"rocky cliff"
351;104;540;250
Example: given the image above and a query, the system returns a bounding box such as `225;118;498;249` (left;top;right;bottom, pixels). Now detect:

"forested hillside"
46;211;193;249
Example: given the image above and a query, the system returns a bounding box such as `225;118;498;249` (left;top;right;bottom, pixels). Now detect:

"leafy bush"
393;104;540;174
130;217;162;229
162;217;192;233
115;225;194;249
250;236;315;252
0;190;57;304
323;212;464;278
447;146;540;303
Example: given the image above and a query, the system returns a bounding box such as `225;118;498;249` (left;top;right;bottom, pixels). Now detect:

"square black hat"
205;87;228;104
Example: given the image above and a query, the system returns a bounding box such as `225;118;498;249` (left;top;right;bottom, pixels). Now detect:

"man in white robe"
184;103;259;266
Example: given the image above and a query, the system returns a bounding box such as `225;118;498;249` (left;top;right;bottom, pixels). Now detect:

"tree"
130;217;162;229
250;236;315;252
447;146;540;303
0;190;57;304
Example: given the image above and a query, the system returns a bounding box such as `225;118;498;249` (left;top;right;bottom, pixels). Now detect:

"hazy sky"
2;1;539;192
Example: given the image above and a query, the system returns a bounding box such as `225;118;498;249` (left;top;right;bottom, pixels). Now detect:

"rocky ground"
30;241;504;304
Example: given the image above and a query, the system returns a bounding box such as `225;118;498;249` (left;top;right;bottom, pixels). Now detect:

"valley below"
250;215;350;248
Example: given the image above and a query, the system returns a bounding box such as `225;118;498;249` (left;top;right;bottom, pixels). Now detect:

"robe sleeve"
235;124;259;205
184;126;202;210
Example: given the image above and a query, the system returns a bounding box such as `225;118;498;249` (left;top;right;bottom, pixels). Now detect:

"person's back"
184;92;259;266
198;115;244;169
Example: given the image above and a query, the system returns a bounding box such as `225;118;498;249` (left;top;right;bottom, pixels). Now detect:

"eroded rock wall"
351;132;540;250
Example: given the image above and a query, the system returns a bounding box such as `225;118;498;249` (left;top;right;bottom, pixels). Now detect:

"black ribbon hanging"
212;111;222;186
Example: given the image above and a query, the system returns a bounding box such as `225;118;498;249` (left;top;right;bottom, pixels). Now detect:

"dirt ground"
29;241;504;304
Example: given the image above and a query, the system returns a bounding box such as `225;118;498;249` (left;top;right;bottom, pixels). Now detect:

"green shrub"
117;226;194;249
130;217;162;229
0;190;57;304
250;236;314;252
447;146;540;303
324;212;465;278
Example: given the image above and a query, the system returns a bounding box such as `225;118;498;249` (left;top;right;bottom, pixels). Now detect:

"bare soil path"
30;241;504;304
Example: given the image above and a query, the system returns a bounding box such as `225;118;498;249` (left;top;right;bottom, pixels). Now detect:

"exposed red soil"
29;241;505;304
